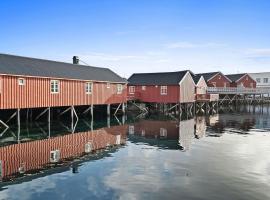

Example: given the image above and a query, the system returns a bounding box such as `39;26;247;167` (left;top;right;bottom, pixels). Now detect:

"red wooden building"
226;73;256;88
0;54;127;110
127;70;195;104
192;75;219;102
196;72;232;87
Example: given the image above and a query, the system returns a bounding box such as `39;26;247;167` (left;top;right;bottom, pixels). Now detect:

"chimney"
73;56;79;64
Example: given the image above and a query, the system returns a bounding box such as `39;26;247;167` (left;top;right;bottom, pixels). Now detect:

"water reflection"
0;105;269;200
0;122;128;183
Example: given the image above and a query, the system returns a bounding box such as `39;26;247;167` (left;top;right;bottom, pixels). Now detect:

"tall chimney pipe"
73;56;79;64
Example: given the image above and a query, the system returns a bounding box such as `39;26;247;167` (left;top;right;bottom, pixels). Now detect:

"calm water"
0;105;269;200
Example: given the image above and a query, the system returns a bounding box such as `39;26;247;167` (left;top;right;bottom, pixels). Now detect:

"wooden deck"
207;87;270;95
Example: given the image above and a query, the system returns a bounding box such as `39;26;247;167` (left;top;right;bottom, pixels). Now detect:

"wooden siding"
128;85;179;103
230;74;257;88
179;72;195;103
196;77;207;95
207;73;231;87
0;125;127;179
0;75;127;109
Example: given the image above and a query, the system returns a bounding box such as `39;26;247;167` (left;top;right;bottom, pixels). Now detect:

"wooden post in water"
107;104;111;116
48;107;51;138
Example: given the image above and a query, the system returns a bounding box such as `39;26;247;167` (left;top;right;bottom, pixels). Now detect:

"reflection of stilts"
17;108;20;143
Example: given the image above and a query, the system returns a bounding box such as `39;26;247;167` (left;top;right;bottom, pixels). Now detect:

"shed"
128;70;195;103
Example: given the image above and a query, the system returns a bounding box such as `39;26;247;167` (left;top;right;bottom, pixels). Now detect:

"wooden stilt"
107;104;111;116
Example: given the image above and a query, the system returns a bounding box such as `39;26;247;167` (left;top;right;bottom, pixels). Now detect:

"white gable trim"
179;71;196;86
208;71;232;83
234;73;254;83
197;76;207;86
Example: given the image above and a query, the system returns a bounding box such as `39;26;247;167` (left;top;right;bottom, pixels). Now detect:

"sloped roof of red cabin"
226;73;248;82
196;71;232;82
0;53;127;83
128;70;194;86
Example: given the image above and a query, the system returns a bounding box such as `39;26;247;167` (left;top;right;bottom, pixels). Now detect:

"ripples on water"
0;105;269;200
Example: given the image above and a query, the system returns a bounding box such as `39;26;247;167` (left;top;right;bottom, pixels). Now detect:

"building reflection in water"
0;123;128;182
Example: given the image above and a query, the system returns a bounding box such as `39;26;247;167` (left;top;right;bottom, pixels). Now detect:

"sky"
0;0;270;78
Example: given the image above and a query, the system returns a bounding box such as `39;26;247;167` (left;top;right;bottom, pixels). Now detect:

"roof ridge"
0;53;110;71
131;70;189;75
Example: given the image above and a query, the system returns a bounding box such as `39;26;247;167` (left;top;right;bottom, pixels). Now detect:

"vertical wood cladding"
230;74;257;88
130;85;180;103
0;75;127;109
207;73;231;87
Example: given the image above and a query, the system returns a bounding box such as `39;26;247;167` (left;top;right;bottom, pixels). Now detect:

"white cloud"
245;48;270;58
166;42;226;49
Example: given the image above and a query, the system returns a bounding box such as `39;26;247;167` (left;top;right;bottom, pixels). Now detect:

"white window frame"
50;150;60;163
250;82;254;88
51;80;60;94
160;86;167;95
129;86;135;94
256;78;261;83
117;84;123;94
160;128;167;138
142;86;146;91
263;78;268;83
129;125;134;135
85;82;93;94
18;78;25;86
107;82;110;88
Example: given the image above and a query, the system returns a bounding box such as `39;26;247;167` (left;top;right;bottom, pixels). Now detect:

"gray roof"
128;70;190;86
191;74;203;84
196;72;220;81
226;73;246;82
0;54;126;83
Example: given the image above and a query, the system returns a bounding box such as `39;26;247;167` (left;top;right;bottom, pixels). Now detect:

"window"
85;142;93;153
141;130;145;136
256;78;261;83
50;150;60;163
129;126;134;135
246;76;248;81
263;78;268;83
160;128;167;138
51;80;59;93
250;83;254;88
160;86;167;95
85;82;93;94
18;78;25;86
142;86;146;90
107;82;110;88
116;135;121;145
129;86;135;94
117;84;123;94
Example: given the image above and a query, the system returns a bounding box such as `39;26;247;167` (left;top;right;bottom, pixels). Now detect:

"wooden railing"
207;87;270;94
